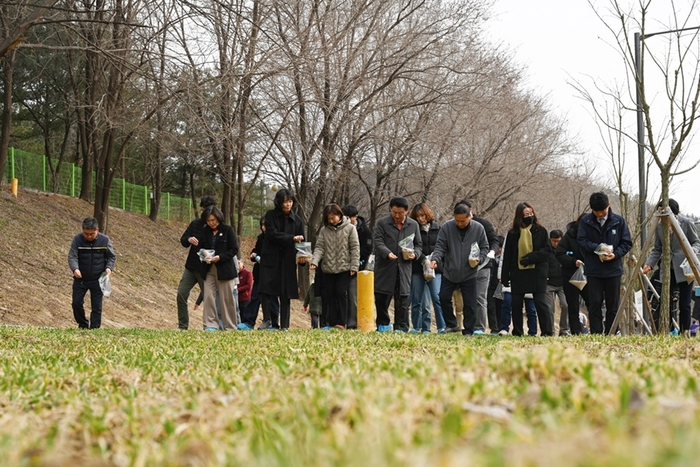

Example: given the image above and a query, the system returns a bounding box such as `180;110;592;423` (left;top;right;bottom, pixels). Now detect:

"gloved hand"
519;254;532;266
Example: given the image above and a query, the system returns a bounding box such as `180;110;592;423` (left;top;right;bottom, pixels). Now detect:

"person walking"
545;230;570;336
642;199;700;333
342;205;373;329
68;217;117;329
259;189;306;331
310;203;360;329
176;196;217;330
501;202;553;336
429;203;489;335
373;196;422;332
408;202;445;333
199;206;239;331
577;192;633;334
556;213;590;335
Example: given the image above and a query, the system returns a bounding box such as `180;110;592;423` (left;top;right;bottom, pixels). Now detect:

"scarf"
518;225;535;270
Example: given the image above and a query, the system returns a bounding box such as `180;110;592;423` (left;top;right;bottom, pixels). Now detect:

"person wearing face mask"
642;198;700;334
500;202;553;336
310;203;360;329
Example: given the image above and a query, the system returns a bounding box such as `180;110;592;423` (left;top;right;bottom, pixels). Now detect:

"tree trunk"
0;49;15;183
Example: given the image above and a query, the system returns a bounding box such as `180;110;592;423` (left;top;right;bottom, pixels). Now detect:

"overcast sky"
485;0;700;217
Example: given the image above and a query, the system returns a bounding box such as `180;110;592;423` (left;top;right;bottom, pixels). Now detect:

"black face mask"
523;216;534;226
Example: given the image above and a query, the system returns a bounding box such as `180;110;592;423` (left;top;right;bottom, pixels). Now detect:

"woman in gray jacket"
310;204;360;329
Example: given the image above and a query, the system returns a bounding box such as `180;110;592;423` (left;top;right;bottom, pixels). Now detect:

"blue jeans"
500;292;538;335
410;272;445;332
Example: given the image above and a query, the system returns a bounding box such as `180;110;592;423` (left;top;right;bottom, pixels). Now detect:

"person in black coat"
501;202;552;336
199;206;239;331
176;196;217;330
342;205;373;329
258;189;306;330
556;213;590;335
239;219;279;330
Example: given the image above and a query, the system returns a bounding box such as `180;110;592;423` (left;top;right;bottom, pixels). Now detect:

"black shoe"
444;326;461;333
257;320;272;330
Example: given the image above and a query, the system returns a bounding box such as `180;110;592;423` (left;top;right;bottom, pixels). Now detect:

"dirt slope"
0;188;310;330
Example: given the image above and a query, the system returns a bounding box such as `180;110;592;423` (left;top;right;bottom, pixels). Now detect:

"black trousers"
439;277;477;334
375;293;409;331
587;275;622;334
322;271;352;327
563;281;590;335
72;278;103;329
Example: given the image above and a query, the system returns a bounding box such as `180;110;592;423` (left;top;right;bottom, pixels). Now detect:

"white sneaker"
498;330;508;336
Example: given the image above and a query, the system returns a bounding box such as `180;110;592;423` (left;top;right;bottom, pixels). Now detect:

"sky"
485;0;700;217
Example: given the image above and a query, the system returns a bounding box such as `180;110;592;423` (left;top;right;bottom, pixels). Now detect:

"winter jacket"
259;207;305;299
556;221;586;280
373;214;422;296
199;223;239;281
501;224;549;294
237;266;253;301
311;216;360;273
577;209;632;278
431;219;488;284
68;232;117;281
355;216;373;270
473;215;499;269
180;217;206;271
412;220;442;275
645;214;700;284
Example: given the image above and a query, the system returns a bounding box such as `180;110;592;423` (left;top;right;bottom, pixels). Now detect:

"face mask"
523;216;534;226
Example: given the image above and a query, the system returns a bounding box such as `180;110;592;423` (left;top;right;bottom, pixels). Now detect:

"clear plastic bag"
295;242;313;264
197;249;216;263
469;242;480;268
423;254;435;282
99;272;112;298
493;282;504;300
594;243;612;261
680;258;695;284
365;254;375;271
398;234;415;260
569;263;587;291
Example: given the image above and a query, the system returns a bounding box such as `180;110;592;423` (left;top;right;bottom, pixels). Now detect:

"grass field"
2;327;700;466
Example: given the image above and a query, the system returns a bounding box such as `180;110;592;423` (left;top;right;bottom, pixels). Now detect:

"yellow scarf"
518;226;535;270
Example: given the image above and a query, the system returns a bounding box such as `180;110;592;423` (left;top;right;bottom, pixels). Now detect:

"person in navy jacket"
577;192;633;334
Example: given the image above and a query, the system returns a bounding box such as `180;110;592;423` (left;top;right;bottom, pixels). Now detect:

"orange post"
357;270;375;332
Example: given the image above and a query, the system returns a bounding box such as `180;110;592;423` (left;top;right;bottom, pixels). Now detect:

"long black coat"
199;223;239;281
501;225;549;294
259;207;305;299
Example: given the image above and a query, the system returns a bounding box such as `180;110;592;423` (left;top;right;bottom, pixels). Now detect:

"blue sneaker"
422;330;431;334
670;328;679;336
473;330;485;336
322;326;332;331
377;324;392;332
409;329;419;334
204;327;218;332
394;329;406;333
237;323;253;331
437;328;446;334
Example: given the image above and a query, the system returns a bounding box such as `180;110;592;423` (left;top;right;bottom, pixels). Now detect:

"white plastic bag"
99;272;112;298
680;258;695;284
594;243;612;261
197;249;216;263
469;242;480;268
569;263;587;291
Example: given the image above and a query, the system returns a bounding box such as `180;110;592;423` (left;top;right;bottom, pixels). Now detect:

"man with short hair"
577;192;633;334
176;196;217;330
545;229;570;336
68;217;117;329
430;203;489;335
342;204;373;329
373;197;422;332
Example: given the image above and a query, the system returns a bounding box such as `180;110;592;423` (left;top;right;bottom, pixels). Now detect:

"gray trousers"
545;284;569;335
474;267;491;331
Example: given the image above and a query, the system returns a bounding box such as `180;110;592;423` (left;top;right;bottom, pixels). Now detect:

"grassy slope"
0;188;309;330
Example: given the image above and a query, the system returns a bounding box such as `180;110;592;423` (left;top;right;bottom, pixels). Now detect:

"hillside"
0;188;310;330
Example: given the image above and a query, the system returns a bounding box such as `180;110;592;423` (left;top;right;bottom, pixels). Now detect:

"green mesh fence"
3;147;195;222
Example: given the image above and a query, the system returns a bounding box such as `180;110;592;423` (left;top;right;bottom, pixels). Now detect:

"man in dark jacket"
545;230;570;336
577;192;633;334
68;217;117;329
176;196;216;330
373;197;422;332
343;205;373;329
